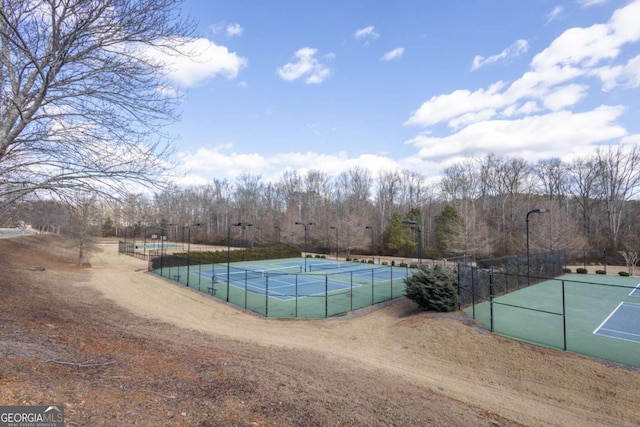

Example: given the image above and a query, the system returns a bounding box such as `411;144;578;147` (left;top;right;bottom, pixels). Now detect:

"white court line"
593;301;640;337
593;301;625;335
629;281;640;297
597;327;640;339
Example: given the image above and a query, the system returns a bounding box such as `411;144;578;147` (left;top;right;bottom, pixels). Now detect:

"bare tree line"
25;145;639;266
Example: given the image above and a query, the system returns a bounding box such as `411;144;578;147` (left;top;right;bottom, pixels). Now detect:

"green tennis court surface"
465;273;640;368
152;258;413;318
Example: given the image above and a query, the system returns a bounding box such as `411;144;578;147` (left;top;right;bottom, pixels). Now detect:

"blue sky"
157;0;640;186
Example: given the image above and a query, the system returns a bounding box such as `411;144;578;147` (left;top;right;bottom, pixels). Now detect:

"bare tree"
67;193;99;265
535;158;568;203
375;170;401;243
595;144;640;248
566;156;602;240
619;251;638;275
0;0;194;208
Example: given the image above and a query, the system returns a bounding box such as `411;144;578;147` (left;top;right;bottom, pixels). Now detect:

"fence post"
244;269;248;309
489;267;494;332
325;274;329;318
562;280;567;351
371;268;375;304
265;274;269;317
471;266;476;319
457;263;461;310
350;272;353;312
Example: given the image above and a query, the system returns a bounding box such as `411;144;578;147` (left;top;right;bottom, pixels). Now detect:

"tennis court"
152;258;413;318
465;273;640;368
204;269;356;301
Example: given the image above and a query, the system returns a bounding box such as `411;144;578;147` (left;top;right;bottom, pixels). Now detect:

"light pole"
403;220;422;265
526;208;550;285
365;226;374;262
167;223;177;254
160;223;168;276
142;225;148;258
295;221;314;271
227;221;252;301
330;226;338;260
185;222;205;288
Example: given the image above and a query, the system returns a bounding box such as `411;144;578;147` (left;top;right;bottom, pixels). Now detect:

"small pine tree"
404;265;458;312
102;216;115;237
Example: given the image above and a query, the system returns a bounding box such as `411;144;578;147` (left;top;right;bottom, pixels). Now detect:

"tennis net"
213;265;301;282
308;262;353;272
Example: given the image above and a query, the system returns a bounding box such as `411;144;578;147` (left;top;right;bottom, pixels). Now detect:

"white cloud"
471;39;529;71
209;21;244;38
547;6;564;24
541;83;588;110
406;106;627;164
146;37;247;87
405;82;507;127
226;23;243;37
381;47;405;61
355;25;380;43
577;0;608;7
403;1;640;173
533;1;640;72
621;133;640;144
407;1;640;129
277;48;332;84
175;145;406;184
591;53;640;91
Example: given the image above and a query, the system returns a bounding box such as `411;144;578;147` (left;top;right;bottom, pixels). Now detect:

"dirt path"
84;243;640;426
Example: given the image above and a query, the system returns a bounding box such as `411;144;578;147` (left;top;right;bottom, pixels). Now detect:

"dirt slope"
1;235;639;426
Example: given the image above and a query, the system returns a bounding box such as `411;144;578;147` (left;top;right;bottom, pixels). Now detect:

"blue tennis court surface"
594;302;640;343
629;282;640;297
194;268;359;301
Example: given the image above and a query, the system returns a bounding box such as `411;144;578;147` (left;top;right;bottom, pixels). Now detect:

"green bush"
576;267;588;274
563;268;572;273
367;259;374;264
399;262;408;267
382;261;388;266
404;265;458;312
595;270;606;275
619;271;630;277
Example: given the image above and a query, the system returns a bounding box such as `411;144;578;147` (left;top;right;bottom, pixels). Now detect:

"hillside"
1;234;639;426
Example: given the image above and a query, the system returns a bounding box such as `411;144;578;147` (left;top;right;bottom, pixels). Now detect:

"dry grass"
1;234;639;426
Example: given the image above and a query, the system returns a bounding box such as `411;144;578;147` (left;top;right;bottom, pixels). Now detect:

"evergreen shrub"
404;265;458;312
